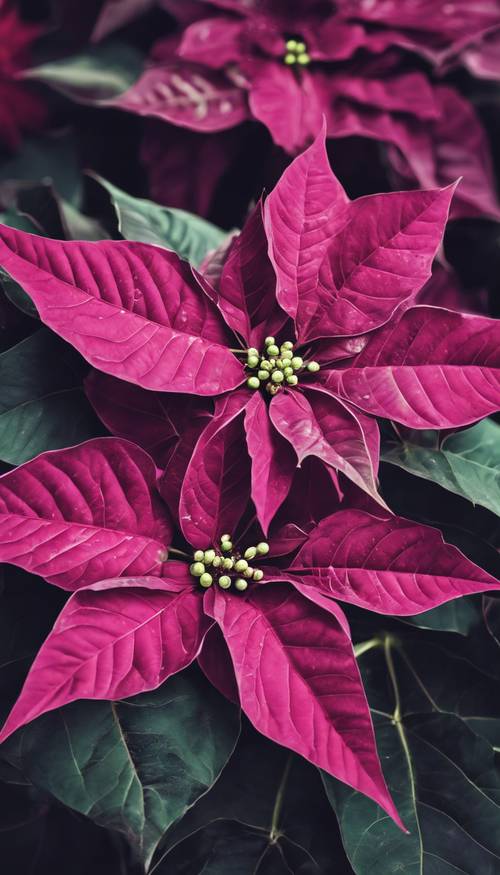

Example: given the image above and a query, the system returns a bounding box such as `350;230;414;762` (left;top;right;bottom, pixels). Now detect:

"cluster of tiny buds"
189;534;270;591
283;38;311;66
246;337;320;395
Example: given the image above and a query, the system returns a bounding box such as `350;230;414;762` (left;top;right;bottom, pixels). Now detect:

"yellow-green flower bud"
204;549;216;564
258;370;270;381
200;572;213;587
248;347;259;357
291;356;303;370
282;340;294;350
234;558;248;572
247;376;260;390
257;542;270;555
247;354;260;368
276;358;283;368
243;567;254;578
264;336;275;346
261;360;272;371
221;541;233;553
218;575;232;589
193;549;204;562
253;569;264;581
281;349;293;360
295;42;306;53
212;556;222;568
223;557;234;569
272;371;284;383
221;534;231;542
191;562;205;576
307;361;320;373
244;546;257;560
284;366;294;377
297;52;310;65
285;39;298;51
286;374;299;386
235;578;248;591
267;344;280;356
267;384;279;395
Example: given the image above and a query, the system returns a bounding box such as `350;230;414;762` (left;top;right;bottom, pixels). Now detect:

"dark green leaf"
0;130;82;206
27;42;144;101
402;596;482;635
382;420;500;518
90;174;226;265
325;637;500;874
4;670;240;869
0;329;102;464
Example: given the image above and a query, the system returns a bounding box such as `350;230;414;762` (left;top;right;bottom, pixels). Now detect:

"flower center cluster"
245;336;320;395
283;38;311;67
189;534;269;591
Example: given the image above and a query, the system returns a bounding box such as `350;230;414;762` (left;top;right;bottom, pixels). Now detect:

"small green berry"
295;41;306;53
284;366;294;377
244;546;257;560
257;542;270;555
204;549;216;565
257;370;269;381
247;355;260;368
286;375;299;386
261;360;272;371
282;341;294;350
223;557;234;569
297;52;311;65
247;376;260;390
253;569;264;581
221;534;231;542
199;572;213;587
212;556;222;568
218;575;232;589
221;541;233;553
243;567;254;578
235;578;248;591
190;562;205;576
267;344;280;356
291;356;303;370
272;371;284;384
285;39;298;51
281;349;293;360
264;336;275;346
234;558;248;573
193;549;204;562
275;358;283;368
247;347;259;357
307;361;320;373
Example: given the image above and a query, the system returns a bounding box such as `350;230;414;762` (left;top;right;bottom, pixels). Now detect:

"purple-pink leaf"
113;60;249;131
179;392;251;548
270;388;384;506
0;575;211;743
197;623;239;704
247;62;324;153
323;306;500;428
291;509;500;614
205;582;404;828
244;392;297;534
264;129;454;341
213;200;287;347
0;439;171;590
0;225;244;395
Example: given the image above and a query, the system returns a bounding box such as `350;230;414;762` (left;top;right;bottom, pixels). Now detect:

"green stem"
354;638;382;659
229;348;248;355
270;754;293;842
167;547;191;560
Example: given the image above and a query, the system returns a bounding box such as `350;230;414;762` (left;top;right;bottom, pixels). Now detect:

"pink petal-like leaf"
248;61;324;153
113;61;249;132
0;225;244;395
197;623;239;704
179;391;251;548
269;388;384;506
0;575;211;743
178;17;245;69
0;439;171;590
205;582;403;828
291;509;500;614
244;392;297;534
323;306;500;428
211;200;287;347
265;128;454;341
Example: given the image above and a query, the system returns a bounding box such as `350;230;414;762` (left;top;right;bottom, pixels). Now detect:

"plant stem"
270;754;293;842
167;547;191;560
354;637;382;658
